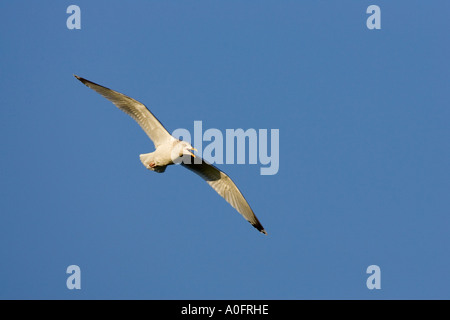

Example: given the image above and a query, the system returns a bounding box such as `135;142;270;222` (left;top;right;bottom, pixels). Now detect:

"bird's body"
75;75;267;235
140;139;179;173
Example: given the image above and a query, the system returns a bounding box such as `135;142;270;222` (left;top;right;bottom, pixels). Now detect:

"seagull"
75;75;267;235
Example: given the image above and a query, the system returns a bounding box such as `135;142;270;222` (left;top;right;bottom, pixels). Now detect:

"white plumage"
75;75;267;235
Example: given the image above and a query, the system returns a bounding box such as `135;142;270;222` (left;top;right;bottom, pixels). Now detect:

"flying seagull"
74;75;267;235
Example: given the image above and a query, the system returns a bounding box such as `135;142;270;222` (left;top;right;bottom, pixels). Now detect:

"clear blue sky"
1;1;449;299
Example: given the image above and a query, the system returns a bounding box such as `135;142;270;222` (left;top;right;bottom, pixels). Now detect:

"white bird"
75;75;267;235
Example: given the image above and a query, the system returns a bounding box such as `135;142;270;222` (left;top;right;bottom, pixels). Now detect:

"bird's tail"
140;153;166;173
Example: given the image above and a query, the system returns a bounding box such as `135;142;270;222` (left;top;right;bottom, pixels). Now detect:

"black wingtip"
74;74;85;83
253;223;268;235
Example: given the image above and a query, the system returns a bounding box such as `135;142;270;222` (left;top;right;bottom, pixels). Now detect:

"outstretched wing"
181;156;267;235
75;75;172;148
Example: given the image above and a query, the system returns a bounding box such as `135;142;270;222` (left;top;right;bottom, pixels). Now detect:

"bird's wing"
75;75;172;148
181;155;267;235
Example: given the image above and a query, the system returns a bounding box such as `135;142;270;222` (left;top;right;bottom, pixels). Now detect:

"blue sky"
0;1;449;299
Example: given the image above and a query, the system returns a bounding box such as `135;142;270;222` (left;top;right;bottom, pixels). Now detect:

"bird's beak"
189;148;197;158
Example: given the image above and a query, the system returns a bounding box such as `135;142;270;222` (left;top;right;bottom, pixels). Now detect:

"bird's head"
180;141;197;158
172;140;197;162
